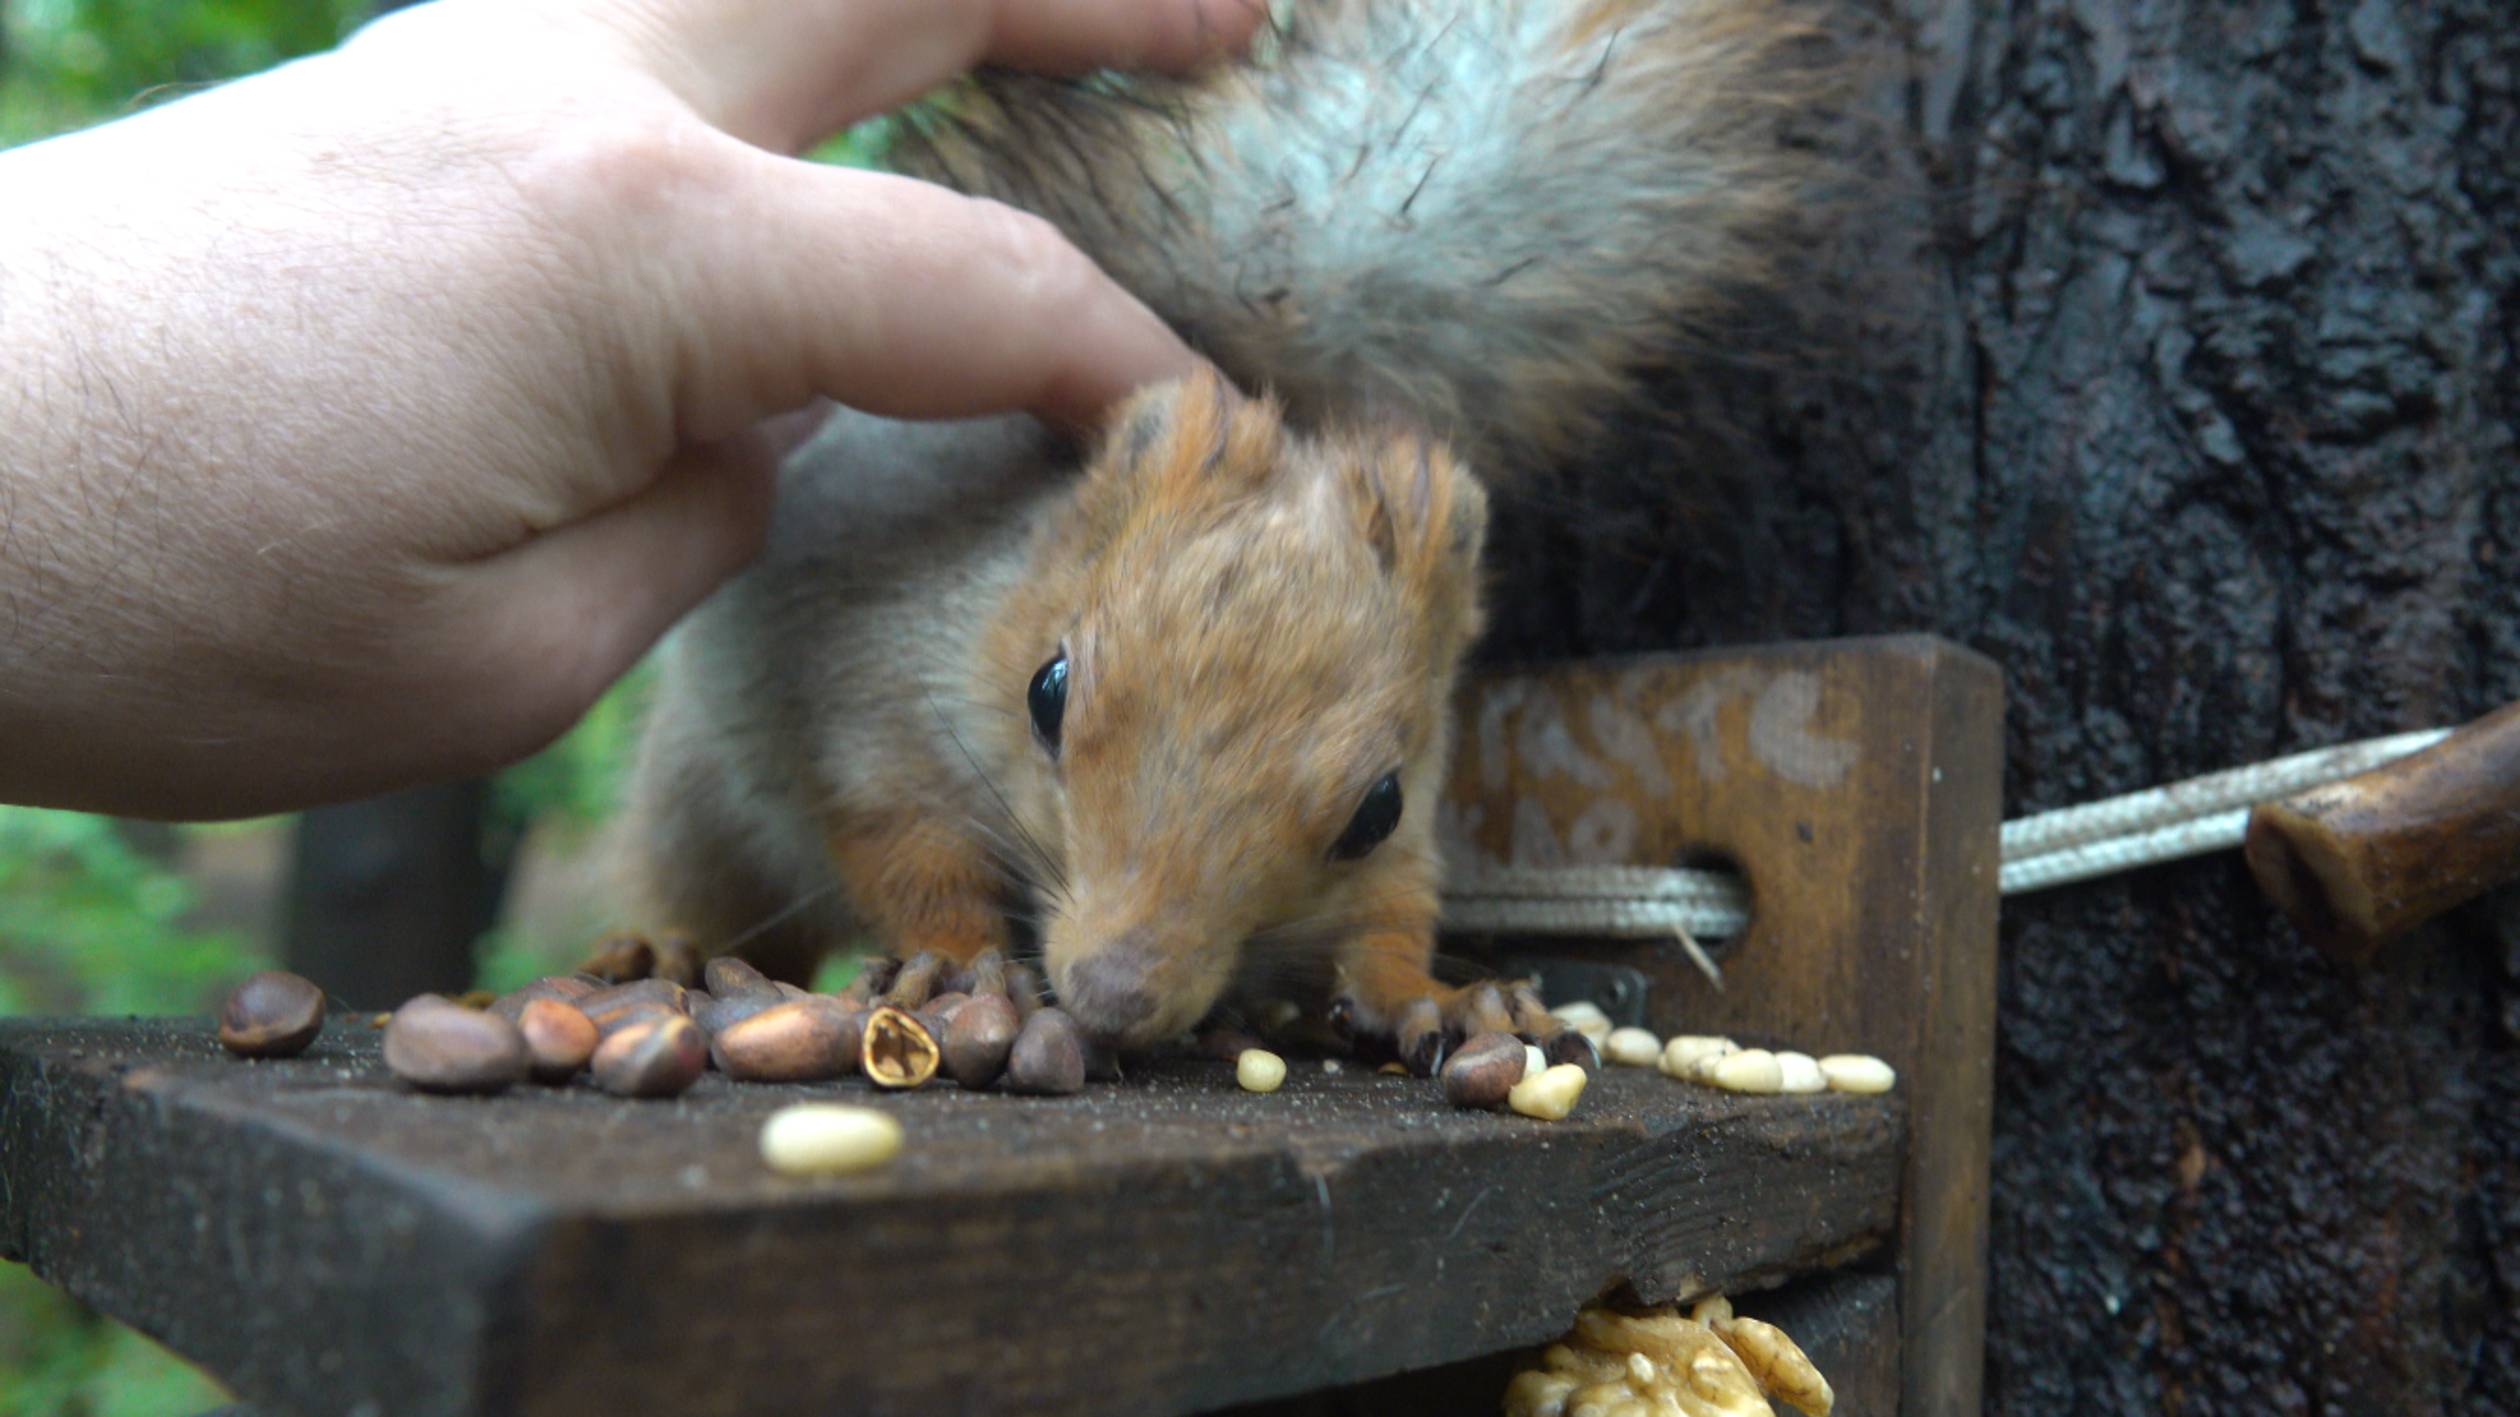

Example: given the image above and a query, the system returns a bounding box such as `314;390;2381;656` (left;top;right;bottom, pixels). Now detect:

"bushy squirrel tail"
900;0;1837;477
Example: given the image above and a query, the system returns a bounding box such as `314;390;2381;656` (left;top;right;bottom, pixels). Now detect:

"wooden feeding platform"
0;636;2000;1415
1;1019;1897;1415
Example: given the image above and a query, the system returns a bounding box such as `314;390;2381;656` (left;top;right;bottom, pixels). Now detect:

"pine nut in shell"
759;1103;904;1177
217;970;325;1058
713;997;859;1082
1603;1026;1662;1067
383;994;530;1094
1002;1006;1086;1095
1818;1053;1896;1094
1442;1033;1526;1109
941;992;1020;1088
516;998;598;1082
591;1015;707;1098
1236;1048;1287;1093
693;988;787;1038
488;975;592;1024
1507;1062;1589;1120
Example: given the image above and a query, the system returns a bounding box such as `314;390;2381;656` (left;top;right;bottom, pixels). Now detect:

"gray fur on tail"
899;0;1833;478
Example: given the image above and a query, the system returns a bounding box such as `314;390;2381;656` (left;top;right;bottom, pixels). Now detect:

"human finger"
586;0;1264;152
670;157;1205;433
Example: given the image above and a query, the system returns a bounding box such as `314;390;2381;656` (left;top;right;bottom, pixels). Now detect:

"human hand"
0;0;1256;817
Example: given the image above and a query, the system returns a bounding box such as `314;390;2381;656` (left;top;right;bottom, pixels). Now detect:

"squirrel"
617;0;1829;1069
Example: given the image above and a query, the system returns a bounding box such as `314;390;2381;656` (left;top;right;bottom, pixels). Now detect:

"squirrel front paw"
1328;963;1598;1077
573;930;706;987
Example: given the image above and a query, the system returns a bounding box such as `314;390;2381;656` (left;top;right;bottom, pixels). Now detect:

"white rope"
1995;729;2450;864
1440;727;2453;941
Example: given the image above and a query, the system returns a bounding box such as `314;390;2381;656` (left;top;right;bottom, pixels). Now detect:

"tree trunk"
281;783;508;1010
1482;2;2519;1411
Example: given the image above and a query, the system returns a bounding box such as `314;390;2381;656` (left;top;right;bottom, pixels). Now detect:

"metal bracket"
1499;957;1652;1029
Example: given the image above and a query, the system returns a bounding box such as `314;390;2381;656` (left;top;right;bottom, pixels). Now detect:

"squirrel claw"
882;951;948;1008
1395;998;1446;1076
1543;1028;1602;1073
1332;979;1571;1077
1326;995;1362;1040
573;930;703;987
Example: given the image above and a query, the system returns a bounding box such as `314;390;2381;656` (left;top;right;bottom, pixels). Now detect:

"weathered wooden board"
1443;635;2002;1415
0;1018;1898;1417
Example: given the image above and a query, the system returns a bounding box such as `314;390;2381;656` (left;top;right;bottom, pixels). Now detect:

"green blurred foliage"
0;0;366;145
0;811;253;1016
492;661;653;842
0;1264;228;1417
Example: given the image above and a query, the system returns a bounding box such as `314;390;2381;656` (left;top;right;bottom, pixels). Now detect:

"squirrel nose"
1061;937;1161;1039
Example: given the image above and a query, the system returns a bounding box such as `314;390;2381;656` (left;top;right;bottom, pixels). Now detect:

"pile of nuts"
1504;1296;1833;1417
215;947;1089;1109
213;949;1894;1150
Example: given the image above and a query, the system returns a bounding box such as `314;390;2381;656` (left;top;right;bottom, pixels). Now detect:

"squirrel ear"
1094;369;1283;514
1345;429;1486;592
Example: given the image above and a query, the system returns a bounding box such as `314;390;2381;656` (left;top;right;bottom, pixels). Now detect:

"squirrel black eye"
1330;772;1403;861
1028;652;1070;755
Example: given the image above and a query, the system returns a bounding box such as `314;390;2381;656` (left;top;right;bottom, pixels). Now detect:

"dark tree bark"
1483;2;2519;1411
281;783;508;1010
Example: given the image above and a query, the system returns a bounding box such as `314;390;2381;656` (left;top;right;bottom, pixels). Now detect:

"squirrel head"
982;372;1487;1046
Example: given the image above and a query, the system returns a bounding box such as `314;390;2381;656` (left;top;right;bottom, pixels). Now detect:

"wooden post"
1442;634;2002;1414
281;782;508;1008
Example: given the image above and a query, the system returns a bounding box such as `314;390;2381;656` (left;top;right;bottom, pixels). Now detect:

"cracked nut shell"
860;1005;940;1089
218;970;325;1059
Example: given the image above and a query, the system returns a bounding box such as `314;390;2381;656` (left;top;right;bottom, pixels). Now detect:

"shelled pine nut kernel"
759;1104;904;1177
1708;1048;1785;1094
1659;1035;1738;1080
1774;1051;1826;1094
1547;1000;1614;1045
1507;1062;1588;1120
1818;1053;1896;1094
1602;1026;1663;1067
1236;1048;1288;1093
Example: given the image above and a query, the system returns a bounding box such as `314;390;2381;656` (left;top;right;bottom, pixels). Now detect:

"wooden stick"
2244;700;2520;963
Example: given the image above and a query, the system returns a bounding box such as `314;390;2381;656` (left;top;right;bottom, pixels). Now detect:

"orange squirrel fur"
619;0;1830;1064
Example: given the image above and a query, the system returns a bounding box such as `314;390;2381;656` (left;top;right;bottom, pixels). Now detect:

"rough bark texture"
1480;2;2519;1411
